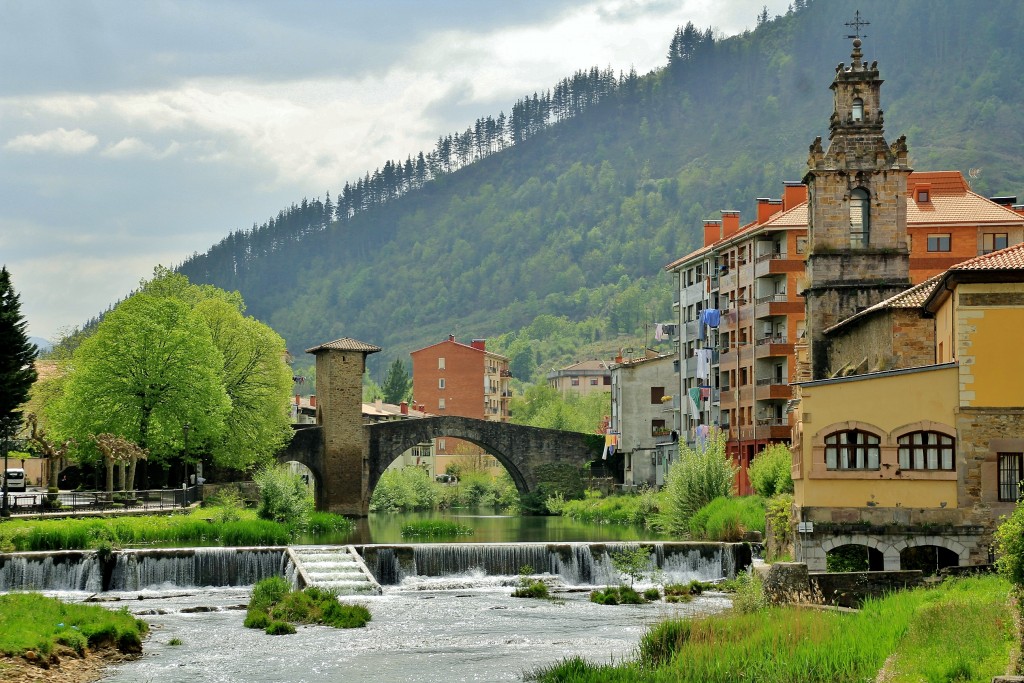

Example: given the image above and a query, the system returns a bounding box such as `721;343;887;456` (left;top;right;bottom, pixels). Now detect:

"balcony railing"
756;377;786;386
756;335;788;346
755;293;788;305
756;417;788;427
755;252;784;263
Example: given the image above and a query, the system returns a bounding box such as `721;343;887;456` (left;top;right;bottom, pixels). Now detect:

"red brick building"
410;335;511;474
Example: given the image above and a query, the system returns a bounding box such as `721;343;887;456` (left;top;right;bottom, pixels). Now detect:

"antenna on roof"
844;10;869;39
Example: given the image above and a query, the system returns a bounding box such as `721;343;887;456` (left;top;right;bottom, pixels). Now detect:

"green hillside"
178;0;1024;380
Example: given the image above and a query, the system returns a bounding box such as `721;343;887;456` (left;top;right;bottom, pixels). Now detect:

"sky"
1;0;789;343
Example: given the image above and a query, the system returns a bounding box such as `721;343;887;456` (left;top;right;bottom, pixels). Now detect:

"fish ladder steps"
287;545;381;595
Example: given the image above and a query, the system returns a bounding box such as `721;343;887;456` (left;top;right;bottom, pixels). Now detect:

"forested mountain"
178;0;1024;380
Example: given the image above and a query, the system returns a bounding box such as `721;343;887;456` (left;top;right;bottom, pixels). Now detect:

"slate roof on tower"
306;337;382;354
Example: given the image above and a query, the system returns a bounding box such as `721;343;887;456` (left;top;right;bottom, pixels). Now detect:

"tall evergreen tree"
0;266;38;421
381;358;411;405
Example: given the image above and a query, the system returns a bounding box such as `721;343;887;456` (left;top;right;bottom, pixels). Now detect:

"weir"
0;542;751;592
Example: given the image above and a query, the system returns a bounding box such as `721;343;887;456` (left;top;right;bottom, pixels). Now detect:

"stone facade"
803;38;912;380
828;308;935;373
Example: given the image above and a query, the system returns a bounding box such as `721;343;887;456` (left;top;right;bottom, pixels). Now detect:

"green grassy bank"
530;574;1014;682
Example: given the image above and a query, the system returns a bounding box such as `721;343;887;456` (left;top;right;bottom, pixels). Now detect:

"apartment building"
609;353;678;489
667;181;1023;494
410;335;511;475
547;360;612;396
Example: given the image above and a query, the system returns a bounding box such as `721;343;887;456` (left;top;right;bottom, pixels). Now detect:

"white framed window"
438;357;446;370
438;398;445;410
851;97;864;122
438;378;445;389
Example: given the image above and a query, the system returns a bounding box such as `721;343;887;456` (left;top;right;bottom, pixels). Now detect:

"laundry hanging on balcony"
602;432;619;460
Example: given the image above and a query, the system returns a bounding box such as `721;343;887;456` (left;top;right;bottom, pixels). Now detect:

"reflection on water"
299;508;668;545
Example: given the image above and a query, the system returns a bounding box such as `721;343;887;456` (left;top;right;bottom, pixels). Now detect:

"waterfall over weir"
0;542;750;592
357;542;750;586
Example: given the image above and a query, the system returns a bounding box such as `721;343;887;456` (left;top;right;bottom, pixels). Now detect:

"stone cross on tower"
844;10;869;40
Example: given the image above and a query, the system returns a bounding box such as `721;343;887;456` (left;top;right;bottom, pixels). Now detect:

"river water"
85;578;731;683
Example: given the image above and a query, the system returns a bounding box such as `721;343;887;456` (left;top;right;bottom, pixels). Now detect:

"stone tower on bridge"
306;337;381;515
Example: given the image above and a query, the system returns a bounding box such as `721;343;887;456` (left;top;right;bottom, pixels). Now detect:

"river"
86;579;730;683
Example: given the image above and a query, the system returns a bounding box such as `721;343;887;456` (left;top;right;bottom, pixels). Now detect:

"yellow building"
793;243;1024;571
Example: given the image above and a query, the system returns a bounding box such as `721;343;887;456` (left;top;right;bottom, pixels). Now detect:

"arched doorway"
827;543;883;572
900;544;959;575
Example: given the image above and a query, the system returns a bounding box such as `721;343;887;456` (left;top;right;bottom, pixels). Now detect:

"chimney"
400;401;408;415
448;334;455;342
309;395;316;408
1013;204;1024;216
721;210;741;238
782;181;807;211
989;195;1018;207
471;339;486;351
756;198;783;225
703;220;722;247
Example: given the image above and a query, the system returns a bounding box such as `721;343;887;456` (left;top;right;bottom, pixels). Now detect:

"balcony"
755;336;793;359
755;418;793;440
754;253;803;278
754;378;793;401
754;294;803;320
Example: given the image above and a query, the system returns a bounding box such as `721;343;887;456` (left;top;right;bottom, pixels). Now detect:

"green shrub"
995;499;1024;586
512;579;550;599
253;465;313;528
687;496;766;541
168;637;184;646
246;577;371;633
747;443;794;498
265;621;296;635
611;546;651;587
320;601;371;629
658;432;736;535
589;585;646;605
731;571;767;614
243;611;271;629
643;587;661;601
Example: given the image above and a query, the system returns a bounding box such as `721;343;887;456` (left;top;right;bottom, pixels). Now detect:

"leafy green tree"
509;384;607;433
52;292;230;470
747;443;794;498
254;465;313;528
611;546;651;587
142;267;294;469
995;500;1024;587
0;266;37;420
381;358;411;404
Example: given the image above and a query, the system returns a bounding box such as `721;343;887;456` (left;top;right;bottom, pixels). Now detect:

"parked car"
4;468;26;492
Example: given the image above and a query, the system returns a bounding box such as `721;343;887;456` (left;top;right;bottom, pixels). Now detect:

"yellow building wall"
935;297;954;364
956;283;1024;407
795;364;958;509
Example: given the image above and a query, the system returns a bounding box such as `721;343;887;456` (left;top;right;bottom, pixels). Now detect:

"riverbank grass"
531;574;1013;682
0;506;355;552
400;520;474;538
244;577;371;635
0;593;148;660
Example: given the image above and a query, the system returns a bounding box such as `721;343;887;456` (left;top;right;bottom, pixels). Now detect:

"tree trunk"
126;456;139;500
118;461;126;492
105;458;114;501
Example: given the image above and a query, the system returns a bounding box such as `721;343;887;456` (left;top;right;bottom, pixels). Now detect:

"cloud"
5;127;98;154
101;137;180;160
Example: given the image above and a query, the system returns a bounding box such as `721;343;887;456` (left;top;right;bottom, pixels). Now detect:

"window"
897;431;955;470
917;190;929;202
651;387;665;404
927;234;951;252
851;97;864;122
438;378;445;389
999;453;1023;502
603;376;612;386
651;419;667;437
589;378;599;386
571;378;580;386
438;357;445;370
983;233;1008;254
825;429;881;470
438;398;445;410
850;188;870;248
437;438;446;452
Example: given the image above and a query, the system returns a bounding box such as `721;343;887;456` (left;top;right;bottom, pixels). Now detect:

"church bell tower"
803;31;912;379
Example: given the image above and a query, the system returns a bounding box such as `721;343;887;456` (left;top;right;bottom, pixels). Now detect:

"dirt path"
0;646;138;683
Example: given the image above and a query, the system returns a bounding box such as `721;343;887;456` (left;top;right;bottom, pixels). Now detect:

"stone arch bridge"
279;416;603;515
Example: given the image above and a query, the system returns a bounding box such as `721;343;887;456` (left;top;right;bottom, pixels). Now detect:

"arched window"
851;97;864;122
850;188;870;248
898;431;955;471
825;429;880;470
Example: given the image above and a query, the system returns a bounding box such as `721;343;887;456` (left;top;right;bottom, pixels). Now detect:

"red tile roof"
948;240;1024;271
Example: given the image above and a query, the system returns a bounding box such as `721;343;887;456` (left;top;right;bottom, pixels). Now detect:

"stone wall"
762;561;924;608
827;308;935;374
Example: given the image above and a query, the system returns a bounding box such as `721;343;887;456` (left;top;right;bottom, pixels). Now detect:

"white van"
4;468;26;492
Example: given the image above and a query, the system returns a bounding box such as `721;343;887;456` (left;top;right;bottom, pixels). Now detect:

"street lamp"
182;422;190;508
0;416;18;518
